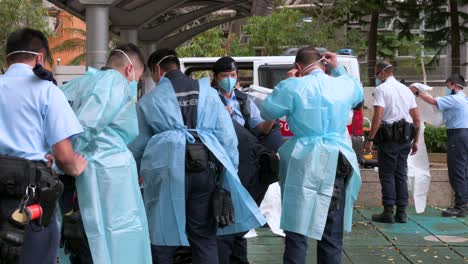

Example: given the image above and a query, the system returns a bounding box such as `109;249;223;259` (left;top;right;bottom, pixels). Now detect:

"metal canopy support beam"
157;15;246;49
139;1;246;42
120;28;138;44
110;0;188;28
85;4;110;68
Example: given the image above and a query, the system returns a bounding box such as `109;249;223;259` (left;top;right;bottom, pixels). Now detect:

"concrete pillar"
85;5;109;68
142;43;158;61
142;43;158;94
230;19;243;37
120;28;139;44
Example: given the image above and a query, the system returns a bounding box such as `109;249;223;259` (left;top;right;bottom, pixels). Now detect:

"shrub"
424;125;447;153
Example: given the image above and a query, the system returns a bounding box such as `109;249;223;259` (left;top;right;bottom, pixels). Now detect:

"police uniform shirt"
166;70;199;129
0;63;83;161
436;91;468;129
373;76;417;123
222;90;264;128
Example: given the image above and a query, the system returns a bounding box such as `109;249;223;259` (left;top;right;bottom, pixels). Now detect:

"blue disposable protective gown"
129;77;266;246
61;68;152;264
259;66;363;240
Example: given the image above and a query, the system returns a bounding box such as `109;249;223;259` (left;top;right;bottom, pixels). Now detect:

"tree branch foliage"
0;0;51;70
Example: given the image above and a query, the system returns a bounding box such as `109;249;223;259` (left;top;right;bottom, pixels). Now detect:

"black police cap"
213;56;237;73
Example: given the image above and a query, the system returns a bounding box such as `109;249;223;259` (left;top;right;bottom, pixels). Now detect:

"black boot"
372;205;395;223
442;203;468;217
395;206;407;223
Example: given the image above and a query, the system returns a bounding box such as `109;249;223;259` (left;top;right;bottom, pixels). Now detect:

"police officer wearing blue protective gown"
0;28;88;264
129;49;266;264
259;48;363;264
212;56;283;264
410;74;468;217
60;44;152;264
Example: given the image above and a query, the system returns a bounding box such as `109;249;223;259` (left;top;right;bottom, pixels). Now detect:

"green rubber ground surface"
247;207;468;264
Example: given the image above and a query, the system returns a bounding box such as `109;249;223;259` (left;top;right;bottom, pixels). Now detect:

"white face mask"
6;50;43;66
300;57;325;76
154;55;176;83
114;49;138;97
7;50;40;57
114;49;136;82
375;64;393;85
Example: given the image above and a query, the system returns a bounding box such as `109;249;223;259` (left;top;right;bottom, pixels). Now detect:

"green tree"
422;0;468;74
244;9;308;55
51;28;86;65
347;0;397;86
177;27;229;57
0;0;51;70
244;7;347;56
342;29;368;57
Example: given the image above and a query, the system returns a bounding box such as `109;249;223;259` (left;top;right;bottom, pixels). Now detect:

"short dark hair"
6;28;51;63
107;43;145;70
375;61;393;73
148;49;180;73
446;73;466;88
295;47;322;65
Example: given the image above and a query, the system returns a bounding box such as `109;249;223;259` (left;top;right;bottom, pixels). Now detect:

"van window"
258;64;294;88
184;66;253;87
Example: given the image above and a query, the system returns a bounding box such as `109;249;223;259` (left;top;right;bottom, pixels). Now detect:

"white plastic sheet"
259;183;286;237
407;83;444;213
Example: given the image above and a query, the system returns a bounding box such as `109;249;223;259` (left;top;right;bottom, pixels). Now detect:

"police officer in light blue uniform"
213;57;283;151
410;74;468;217
0;28;87;264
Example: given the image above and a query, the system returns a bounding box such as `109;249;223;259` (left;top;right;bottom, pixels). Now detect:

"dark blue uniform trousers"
377;142;412;206
0;198;59;264
152;170;218;264
447;129;468;206
217;232;249;264
283;173;347;264
216;166;269;264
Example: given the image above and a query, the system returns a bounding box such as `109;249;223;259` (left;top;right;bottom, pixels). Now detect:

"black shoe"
372;205;395;223
442;204;467;217
395;206;407;223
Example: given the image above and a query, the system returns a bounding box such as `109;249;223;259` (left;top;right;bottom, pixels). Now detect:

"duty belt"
0;154;63;228
0;155;48;198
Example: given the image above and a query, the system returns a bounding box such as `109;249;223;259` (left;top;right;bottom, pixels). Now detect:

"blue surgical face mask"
129;81;138;97
445;86;457;96
219;77;237;93
375;79;382;86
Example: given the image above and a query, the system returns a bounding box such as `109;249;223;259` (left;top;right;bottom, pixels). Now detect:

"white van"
54;55;360;88
180;55;361;88
180;55;364;140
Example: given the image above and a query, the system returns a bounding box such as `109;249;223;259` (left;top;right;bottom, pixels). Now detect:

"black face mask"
33;64;57;85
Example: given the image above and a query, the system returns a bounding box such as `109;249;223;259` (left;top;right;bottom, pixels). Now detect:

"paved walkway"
247;207;468;263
